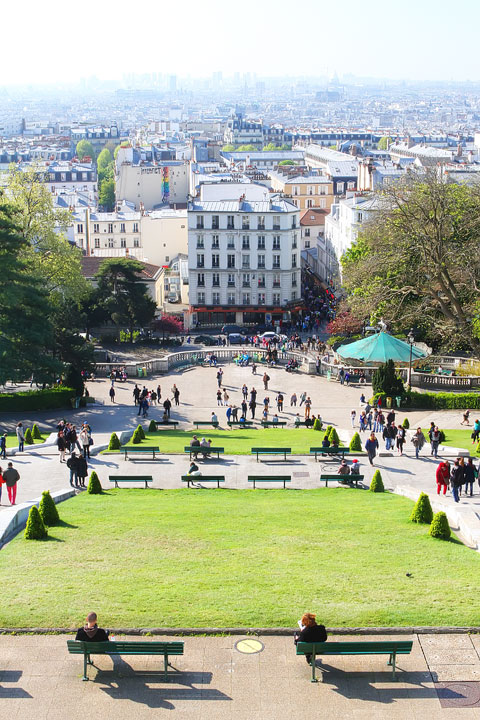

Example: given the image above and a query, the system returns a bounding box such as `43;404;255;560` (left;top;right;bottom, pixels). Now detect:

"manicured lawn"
1;489;480;628
423;429;480;457
4;432;46;448
111;427;341;455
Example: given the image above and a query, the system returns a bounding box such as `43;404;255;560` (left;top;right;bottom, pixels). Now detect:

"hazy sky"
1;0;479;86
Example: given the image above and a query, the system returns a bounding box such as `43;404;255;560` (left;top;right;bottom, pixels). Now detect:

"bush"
32;423;42;440
0;387;75;412
410;492;433;524
87;471;102;494
108;432;121;450
372;360;404;397
369;470;384;492
429;511;451;540
402;418;410;429
324;425;333;439
329;428;340;446
38;490;60;526
24;505;48;539
132;425;144;444
313;418;322;431
24;427;34;445
403;390;480;410
148;419;158;432
349;432;362;451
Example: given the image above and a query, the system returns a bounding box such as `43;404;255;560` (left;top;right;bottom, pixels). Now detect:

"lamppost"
407;328;415;390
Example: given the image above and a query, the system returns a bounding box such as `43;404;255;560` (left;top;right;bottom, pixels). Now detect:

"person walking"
16;423;25;452
80;426;90;459
411;428;426;459
365;432;379;466
3;462;19;505
464;458;477;497
430;426;441;459
67;452;79;488
241;399;247;419
250;387;257;403
350;409;356;428
223;389;229;405
156;385;161;401
461;410;471;426
436;460;450;495
450;459;464;503
163;397;171;419
216;369;223;388
216;389;223;406
76;454;88;489
263;372;270;390
396;424;406;455
299;391;307;407
339;367;345;385
56;431;67;462
304;396;312;419
471;419;480;444
133;385;140;405
290;392;297;407
249;399;256;419
109;386;115;403
172;385;180;406
242;384;248;400
277;393;284;412
0;433;6;460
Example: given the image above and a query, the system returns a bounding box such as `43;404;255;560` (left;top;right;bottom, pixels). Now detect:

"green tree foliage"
372;360;404;397
97;148;113;171
278;160;296;166
236;144;256;151
148;420;158;432
341;170;480;353
108;432;121;450
0;201;61;385
32;423;42;440
24;505;48;539
329;428;340;446
97;148;115;211
349;432;362;451
313;417;322;431
402;418;410;429
222;144;235;152
132;426;144;444
87;471;102;494
24;427;34;445
429;511;451;540
369;469;384;492
76;140;95;161
377;136;391;150
410;492;433;524
90;258;156;341
38;490;60;526
98;178;115;211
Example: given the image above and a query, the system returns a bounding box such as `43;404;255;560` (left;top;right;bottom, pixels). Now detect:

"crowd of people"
55;420;93;489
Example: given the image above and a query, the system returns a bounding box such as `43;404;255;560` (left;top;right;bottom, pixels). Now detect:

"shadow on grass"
55;520;78;529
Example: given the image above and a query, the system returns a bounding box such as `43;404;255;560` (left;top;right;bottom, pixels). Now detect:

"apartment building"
304;144;358;195
73;206;187;267
187;183;300;328
324;194;378;269
268;171;334;211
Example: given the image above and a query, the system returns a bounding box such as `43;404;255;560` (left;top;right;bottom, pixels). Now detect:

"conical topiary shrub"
329;428;340;446
313;418;322;431
87;471;102;494
24;505;48;539
132;426;144;444
369;469;384;492
349;432;362;451
429;511;451;540
32;423;42;440
148;419;157;432
24;427;34;445
108;432;121;450
402;418;410;430
410;492;433;524
38;490;60;526
324;425;333;439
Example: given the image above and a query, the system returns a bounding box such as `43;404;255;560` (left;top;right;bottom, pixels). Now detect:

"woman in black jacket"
294;612;327;664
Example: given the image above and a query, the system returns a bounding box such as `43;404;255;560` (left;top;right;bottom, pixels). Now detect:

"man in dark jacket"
67;452;79;488
450;459;465;503
75;612;109;642
383;422;397;451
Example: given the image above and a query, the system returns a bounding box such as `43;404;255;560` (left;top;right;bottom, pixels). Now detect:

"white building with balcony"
324;194;378;273
187;183;300;329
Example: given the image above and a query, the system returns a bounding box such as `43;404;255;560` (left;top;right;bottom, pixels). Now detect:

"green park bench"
227;420;254;427
120;445;160;460
251;447;291;461
294;420;314;428
193;420;219;429
248;475;291;488
67;639;184;682
184;446;224;460
109;475;153;488
261;420;287;428
153;420;179;429
181;475;225;488
296;640;413;683
320;474;364;488
310;447;350;462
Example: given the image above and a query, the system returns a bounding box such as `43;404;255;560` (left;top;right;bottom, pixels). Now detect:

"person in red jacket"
436;460;450;495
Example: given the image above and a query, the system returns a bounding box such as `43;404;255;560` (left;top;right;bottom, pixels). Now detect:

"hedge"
371;390;480;410
0;387;76;412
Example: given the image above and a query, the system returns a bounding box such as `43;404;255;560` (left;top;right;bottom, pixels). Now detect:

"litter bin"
395;396;402;408
326;370;332;382
142;366;147;377
137;367;143;378
386;396;392;409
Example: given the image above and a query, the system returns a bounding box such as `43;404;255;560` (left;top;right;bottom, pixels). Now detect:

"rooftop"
80;256;161;280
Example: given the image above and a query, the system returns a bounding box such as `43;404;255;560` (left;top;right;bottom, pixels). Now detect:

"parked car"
195;335;219;345
228;333;246;345
167;291;179;303
221;324;246;335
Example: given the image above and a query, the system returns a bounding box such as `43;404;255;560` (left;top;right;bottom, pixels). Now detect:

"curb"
1;626;480;636
0;488;75;548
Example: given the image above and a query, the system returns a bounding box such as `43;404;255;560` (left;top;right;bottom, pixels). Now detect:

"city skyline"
2;0;480;87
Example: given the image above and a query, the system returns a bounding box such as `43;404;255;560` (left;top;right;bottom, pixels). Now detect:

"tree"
98;179;115;211
377;136;391;150
429;511;451;540
278;160;296;166
263;143;283;152
24;428;34;445
326;311;363;337
152;314;184;339
342;170;480;353
0;200;61;384
24;505;48;539
38;490;60;526
108;432;121;450
76;140;95;161
369;470;384;492
222;144;235;152
236;144;256;152
87;471;102;494
97;147;113;171
349;432;362;451
32;423;42;440
410;492;433;524
372;360;404;397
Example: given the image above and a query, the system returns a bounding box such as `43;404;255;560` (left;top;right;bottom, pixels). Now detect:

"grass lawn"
4;432;46;449
1;489;479;628
423;429;480;457
108;427;346;455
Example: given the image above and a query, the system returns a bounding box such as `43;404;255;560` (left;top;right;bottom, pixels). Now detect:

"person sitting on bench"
75;612;109;642
200;437;211;458
190;435;201;459
337;460;350;476
321;435;330;448
350;459;360;475
294;612;327;664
